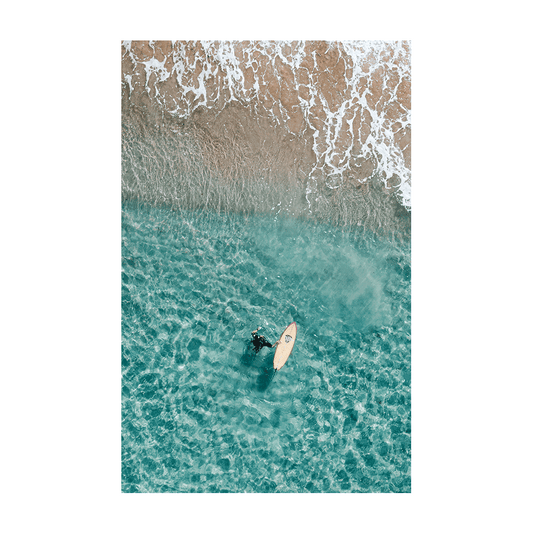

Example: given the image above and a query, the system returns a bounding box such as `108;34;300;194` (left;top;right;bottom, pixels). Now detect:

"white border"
101;20;431;514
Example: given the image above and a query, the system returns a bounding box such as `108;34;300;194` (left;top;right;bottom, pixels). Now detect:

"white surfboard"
273;322;297;371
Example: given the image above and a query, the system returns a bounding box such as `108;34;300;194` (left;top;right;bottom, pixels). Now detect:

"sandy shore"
121;40;411;234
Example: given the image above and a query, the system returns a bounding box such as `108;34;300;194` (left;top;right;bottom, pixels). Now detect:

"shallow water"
121;201;411;492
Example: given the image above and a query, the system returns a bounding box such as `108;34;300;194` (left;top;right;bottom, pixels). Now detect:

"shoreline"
121;40;411;234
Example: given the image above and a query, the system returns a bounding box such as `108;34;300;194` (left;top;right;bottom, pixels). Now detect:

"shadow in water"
257;366;276;392
238;339;277;392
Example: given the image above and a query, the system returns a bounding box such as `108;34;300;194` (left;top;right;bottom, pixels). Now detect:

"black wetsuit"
251;332;273;353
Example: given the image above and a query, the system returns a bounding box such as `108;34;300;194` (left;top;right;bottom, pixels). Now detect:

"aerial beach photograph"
121;40;412;493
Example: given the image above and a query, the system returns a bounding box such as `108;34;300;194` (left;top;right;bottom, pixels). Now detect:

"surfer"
250;327;279;354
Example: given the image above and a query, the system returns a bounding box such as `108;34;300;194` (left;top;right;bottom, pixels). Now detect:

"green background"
1;1;531;532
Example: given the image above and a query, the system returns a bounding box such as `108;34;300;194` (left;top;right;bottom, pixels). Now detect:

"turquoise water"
121;201;411;493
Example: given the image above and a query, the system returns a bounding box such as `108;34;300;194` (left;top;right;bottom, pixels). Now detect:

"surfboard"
273;322;297;371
